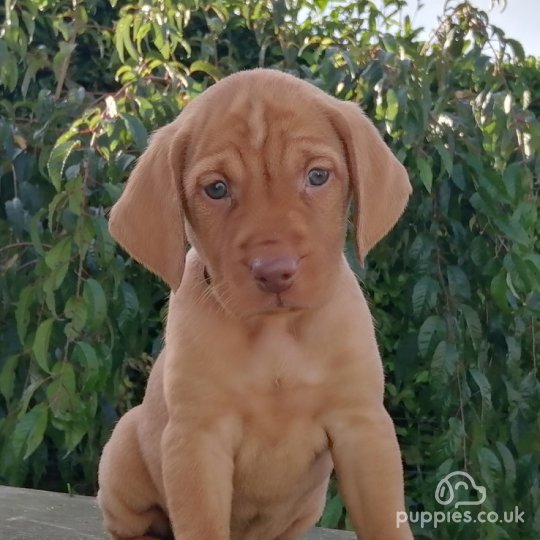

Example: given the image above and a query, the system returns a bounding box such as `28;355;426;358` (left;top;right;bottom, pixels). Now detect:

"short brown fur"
98;69;413;540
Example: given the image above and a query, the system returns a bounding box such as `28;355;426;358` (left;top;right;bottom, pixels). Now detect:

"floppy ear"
331;101;412;264
109;120;186;291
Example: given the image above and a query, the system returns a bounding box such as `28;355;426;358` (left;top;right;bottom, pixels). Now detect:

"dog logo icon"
435;471;487;507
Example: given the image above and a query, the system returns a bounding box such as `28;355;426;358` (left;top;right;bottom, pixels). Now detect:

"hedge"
0;1;538;538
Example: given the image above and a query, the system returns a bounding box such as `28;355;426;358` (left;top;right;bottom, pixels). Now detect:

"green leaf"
67;177;84;215
447;265;471;300
116;15;138;62
123;114;148;151
0;40;19;91
114;18;126;62
451;163;466;190
431;340;458;388
417;158;433;193
394;333;418;387
490;270;508;312
502;162;520;202
21;53;50;97
435;143;453;176
135;20;152;45
28;209;46;256
459;304;482;351
446;417;465;457
319;494;344;528
118;282;140;329
12;403;49;460
470;367;492;409
0;356;18;401
47;191;67;229
44;237;72;270
46;364;76;419
495;441;516;489
32;318;54;374
505;336;521;364
477;446;502;491
52;42;76;86
506;38;525;61
412;276;438;316
64;422;88;454
45;238;72;290
18;378;46;419
417;315;445;357
64;296;88;336
47;140;80;191
493;217;530;247
189;60;224;81
42;271;57;315
470;236;490;267
386;88;399;121
16;285;35;344
74;342;100;390
73;214;94;259
83;279;107;329
151;21;170;59
314;0;329;10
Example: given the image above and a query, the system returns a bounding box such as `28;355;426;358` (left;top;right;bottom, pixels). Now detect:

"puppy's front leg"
328;407;413;540
162;421;236;540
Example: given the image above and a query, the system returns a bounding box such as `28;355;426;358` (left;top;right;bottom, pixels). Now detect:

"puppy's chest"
231;341;330;506
233;401;330;509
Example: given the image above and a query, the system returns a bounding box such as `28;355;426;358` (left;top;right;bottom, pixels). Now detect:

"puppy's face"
109;70;411;317
180;90;349;317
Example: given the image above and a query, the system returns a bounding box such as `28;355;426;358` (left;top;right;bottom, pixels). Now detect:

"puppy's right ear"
109;120;186;291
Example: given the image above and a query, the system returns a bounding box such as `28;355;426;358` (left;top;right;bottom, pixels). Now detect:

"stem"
54;35;77;100
0;242;52;253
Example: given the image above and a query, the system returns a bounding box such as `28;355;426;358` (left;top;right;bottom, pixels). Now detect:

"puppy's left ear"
331;101;412;264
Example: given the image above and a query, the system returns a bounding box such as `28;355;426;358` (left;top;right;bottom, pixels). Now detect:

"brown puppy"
98;69;413;540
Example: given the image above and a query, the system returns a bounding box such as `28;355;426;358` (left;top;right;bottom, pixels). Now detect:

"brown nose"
250;257;299;294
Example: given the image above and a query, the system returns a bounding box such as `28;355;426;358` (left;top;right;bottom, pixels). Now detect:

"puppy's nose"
251;257;299;294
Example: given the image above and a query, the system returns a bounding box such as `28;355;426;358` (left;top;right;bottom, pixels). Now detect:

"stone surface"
0;486;355;540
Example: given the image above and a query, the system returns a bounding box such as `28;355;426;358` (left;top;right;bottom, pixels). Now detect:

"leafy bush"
0;0;538;538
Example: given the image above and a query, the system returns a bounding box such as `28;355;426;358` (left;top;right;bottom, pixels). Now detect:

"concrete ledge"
0;486;355;540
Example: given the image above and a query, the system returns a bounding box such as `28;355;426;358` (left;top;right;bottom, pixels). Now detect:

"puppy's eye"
204;180;229;200
307;168;329;187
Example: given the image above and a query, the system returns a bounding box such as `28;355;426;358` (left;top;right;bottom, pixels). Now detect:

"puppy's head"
109;70;411;318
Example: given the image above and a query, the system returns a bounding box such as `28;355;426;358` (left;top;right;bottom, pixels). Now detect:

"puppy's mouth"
203;266;212;286
275;293;302;311
256;292;305;315
202;266;305;317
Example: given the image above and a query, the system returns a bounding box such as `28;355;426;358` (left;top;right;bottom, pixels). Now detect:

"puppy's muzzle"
250;256;299;294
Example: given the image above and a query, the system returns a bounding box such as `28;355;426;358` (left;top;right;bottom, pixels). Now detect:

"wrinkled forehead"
182;77;344;175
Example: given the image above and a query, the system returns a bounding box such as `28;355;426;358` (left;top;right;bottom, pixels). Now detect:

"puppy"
98;69;413;540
